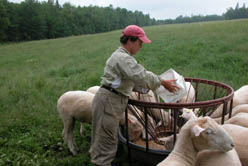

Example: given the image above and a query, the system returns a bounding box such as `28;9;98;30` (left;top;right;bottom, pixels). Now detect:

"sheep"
119;112;144;142
57;90;143;155
222;124;248;166
127;104;157;140
224;112;248;128
213;104;248;124
211;85;248;118
181;108;247;166
86;85;100;94
157;116;240;166
131;84;196;140
131;90;173;128
195;149;241;166
160;135;242;166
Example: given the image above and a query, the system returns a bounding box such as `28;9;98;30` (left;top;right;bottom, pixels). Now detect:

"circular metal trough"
118;77;234;165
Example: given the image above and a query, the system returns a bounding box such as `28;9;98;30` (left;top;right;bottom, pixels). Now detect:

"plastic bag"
155;68;187;103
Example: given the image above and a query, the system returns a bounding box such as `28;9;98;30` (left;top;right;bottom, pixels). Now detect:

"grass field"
0;19;248;166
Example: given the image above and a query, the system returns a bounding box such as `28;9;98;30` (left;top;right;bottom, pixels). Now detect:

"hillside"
0;19;248;166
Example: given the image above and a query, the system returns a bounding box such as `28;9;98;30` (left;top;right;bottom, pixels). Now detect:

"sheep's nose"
231;143;234;148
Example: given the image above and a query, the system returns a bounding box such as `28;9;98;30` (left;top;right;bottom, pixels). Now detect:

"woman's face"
129;39;143;55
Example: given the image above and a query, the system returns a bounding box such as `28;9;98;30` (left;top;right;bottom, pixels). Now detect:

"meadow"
0;19;248;166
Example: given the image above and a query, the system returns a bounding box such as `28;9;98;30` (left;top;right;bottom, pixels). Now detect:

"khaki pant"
89;87;128;166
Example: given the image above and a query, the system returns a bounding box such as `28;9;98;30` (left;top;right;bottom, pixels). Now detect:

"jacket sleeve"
117;55;161;90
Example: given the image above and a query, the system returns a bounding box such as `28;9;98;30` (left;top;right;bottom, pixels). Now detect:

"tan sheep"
222;124;248;166
130;90;172;131
57;90;143;155
181;108;247;166
195;149;241;166
131;85;196;139
157;116;241;166
213;104;248;124
224;112;248;128
86;85;100;94
211;85;248;118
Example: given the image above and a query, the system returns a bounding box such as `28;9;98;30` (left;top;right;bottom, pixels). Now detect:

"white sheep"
86;85;100;94
213;104;248;124
224;112;248;128
181;108;197;119
222;124;248;166
211;85;248;118
131;85;196;140
57;90;143;155
157;116;241;166
127;104;157;140
181;108;247;166
130;90;171;130
195;149;241;166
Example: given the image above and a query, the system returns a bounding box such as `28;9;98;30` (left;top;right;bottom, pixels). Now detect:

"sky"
8;0;248;20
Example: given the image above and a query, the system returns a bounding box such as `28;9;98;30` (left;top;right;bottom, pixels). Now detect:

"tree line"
0;0;158;42
0;0;248;42
157;15;225;25
157;3;248;24
224;3;248;20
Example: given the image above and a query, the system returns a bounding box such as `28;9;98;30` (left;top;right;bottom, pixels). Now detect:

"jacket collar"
119;47;131;56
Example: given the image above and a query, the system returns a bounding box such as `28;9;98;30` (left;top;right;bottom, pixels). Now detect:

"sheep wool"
211;85;248;118
157;117;241;166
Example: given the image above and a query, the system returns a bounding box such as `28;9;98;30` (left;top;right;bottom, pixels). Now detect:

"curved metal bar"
128;77;234;109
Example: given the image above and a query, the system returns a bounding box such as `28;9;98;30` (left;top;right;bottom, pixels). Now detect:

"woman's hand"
161;79;180;93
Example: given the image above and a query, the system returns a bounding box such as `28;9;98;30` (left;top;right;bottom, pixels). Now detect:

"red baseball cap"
122;25;151;44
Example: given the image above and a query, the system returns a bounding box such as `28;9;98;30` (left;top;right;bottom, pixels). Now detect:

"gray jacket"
101;47;161;96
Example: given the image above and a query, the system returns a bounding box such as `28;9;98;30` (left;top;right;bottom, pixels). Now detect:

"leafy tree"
18;0;47;40
0;0;10;41
225;3;248;19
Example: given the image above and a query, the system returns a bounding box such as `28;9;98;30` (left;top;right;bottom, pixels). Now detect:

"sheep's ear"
192;125;205;137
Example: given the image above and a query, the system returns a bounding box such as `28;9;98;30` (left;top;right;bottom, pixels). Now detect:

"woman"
89;25;178;166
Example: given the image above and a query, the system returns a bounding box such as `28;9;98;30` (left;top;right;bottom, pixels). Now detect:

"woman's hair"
120;35;139;44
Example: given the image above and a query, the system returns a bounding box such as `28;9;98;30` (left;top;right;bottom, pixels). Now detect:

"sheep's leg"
62;117;78;155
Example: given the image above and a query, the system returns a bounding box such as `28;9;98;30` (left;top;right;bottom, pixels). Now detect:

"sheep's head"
180;108;197;120
190;117;234;152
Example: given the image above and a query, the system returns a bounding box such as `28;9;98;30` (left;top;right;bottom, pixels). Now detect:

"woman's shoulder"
112;48;134;60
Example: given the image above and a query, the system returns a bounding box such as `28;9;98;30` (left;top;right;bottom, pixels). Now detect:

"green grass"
0;19;248;166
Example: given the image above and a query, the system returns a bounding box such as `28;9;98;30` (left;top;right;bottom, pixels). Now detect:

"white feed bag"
156;69;187;103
